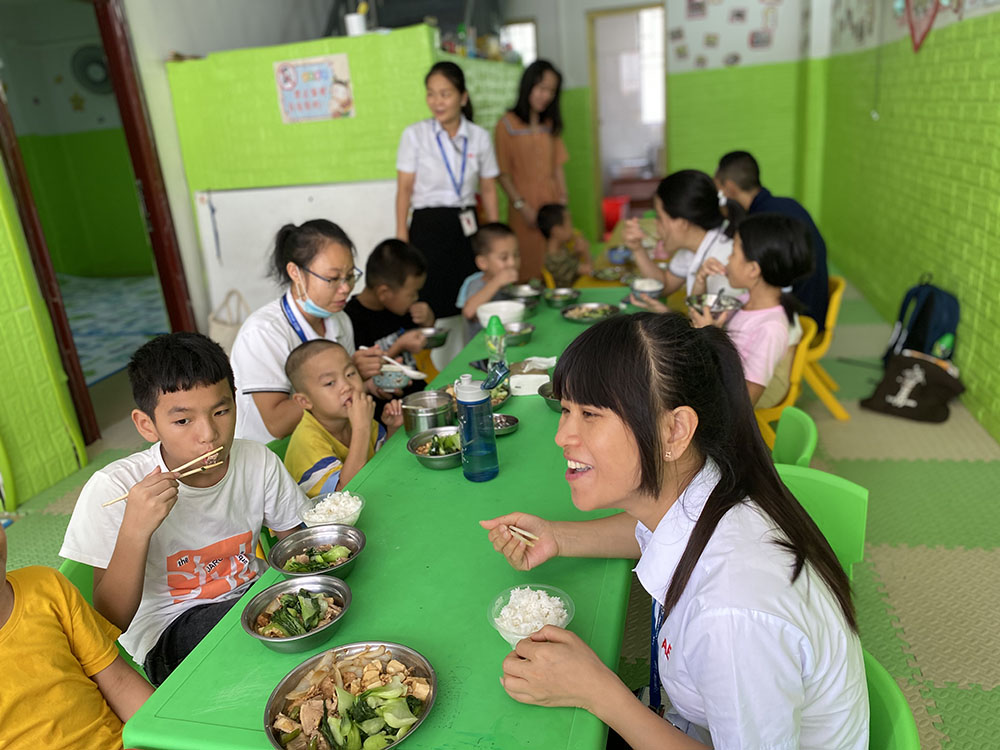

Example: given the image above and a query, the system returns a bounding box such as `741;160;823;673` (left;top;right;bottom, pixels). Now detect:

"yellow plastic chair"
755;316;818;449
803;276;849;421
414;348;439;381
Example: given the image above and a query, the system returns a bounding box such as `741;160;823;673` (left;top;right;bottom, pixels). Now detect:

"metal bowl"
543;287;581;308
504;321;535;347
406;425;462;470
402;390;454;435
607;245;632;265
685;292;745;320
263;641;437;750
493;413;519;436
503;284;542;317
537;381;561;412
593;267;624;282
241;575;351;653
267;525;366;580
561;302;620;325
420;327;449;349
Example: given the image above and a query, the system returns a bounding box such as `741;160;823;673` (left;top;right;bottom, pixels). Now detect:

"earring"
664;450;672;460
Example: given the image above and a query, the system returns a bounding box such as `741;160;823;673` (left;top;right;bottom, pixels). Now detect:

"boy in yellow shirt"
537;203;592;288
0;524;153;747
284;340;404;497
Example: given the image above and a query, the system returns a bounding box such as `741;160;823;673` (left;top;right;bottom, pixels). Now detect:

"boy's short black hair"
536;204;566;239
471;222;516;257
284;339;347;393
365;239;427;289
128;332;235;418
716;151;761;191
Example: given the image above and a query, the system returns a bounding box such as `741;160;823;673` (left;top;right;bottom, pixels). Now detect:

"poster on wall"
274;54;354;124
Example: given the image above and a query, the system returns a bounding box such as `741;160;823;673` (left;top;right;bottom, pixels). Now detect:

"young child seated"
457;222;521;340
689;213;813;407
60;333;306;687
284;340;404;497
1;524;153;747
536;203;592;288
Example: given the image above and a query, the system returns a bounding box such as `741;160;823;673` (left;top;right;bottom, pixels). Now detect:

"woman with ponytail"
481;312;867;750
689;212;813;407
396;61;499;366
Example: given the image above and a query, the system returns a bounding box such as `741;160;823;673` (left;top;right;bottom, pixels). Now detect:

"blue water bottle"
454;373;500;482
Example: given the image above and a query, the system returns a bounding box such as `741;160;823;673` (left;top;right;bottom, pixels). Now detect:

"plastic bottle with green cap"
485;315;507;369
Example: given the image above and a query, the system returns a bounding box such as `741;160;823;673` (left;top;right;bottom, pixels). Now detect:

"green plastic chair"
266;435;291;461
772;406;818;467
642;209;657;219
57;558;147;677
775;464;868;580
864;648;920;749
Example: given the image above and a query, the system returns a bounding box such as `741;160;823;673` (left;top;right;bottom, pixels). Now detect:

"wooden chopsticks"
509;525;538;548
101;447;224;508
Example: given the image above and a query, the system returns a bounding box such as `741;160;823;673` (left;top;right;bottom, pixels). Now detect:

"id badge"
459;209;477;237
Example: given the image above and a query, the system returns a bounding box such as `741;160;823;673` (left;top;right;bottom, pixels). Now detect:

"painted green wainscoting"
19;129;154;277
820;11;1000;440
560;86;600;243
0;169;85;507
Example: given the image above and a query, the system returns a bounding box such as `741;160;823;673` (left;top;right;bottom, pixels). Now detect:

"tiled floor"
6;276;997;748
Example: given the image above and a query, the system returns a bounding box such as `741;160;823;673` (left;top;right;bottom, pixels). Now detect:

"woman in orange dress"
495;60;568;282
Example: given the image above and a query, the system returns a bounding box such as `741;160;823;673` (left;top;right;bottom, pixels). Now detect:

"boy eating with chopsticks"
60;333;306;686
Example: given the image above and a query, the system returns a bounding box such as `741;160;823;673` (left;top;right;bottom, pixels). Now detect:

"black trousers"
409;206;478;318
142;597;239;686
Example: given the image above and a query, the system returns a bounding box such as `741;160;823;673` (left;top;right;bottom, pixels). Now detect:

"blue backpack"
884;275;959;364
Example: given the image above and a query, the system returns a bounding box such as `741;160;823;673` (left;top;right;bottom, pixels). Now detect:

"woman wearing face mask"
396;61;499;368
624;170;745;310
230;220;384;443
495;60;568;282
481;313;868;750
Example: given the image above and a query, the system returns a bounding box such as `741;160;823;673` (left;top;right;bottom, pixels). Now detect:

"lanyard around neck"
281;294;310;344
435;129;468;199
649;600;667;713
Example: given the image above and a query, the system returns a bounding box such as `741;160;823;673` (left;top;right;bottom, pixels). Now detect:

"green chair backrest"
775;464;868;580
864;649;920;750
642;209;656;219
267;435;291;461
57;558;147;677
772;406;818;467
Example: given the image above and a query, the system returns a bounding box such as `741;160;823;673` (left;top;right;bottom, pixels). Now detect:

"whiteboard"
194;180;397;321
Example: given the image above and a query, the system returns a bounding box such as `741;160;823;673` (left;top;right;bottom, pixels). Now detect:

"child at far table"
0;523;154;748
60;333;306;687
537;203;592;288
457;222;521;341
284;339;404;498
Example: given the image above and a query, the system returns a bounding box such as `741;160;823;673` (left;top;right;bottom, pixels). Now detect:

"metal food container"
401;390;455;435
241;575;351;653
504;322;535;347
406;426;462;470
267;525;366;580
503;284;541;317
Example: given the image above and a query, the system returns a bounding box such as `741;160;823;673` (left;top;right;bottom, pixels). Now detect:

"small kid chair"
864;648;921;750
774;463;867;580
803;276;850;421
755;316;818;449
0;433;15;511
771;406;818;467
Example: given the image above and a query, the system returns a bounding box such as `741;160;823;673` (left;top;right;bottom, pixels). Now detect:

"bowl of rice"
489;584;575;648
301;491;365;527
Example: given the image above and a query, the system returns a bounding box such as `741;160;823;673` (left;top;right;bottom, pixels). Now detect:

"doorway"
0;0;193;443
589;5;666;235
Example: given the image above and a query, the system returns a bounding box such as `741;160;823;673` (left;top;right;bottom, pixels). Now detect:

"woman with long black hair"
495;59;568;282
482;312;868;749
396;61;499;366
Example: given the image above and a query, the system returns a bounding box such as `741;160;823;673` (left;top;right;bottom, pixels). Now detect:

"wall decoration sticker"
749;29;773;47
704;32;720;47
686;0;708;19
675;44;690;59
724;52;742;65
695;55;709;68
669;27;685;41
905;0;941;50
274;54;355;124
729;8;748;22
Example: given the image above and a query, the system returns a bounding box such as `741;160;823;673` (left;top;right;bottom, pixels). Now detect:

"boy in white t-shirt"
60;333;305;686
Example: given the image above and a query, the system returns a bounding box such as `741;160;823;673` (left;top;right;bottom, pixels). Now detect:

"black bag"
861;350;964;422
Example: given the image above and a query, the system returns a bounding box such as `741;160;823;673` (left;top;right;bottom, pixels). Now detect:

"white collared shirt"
634;461;868;750
396;116;499;209
230;290;354;443
668;227;738;296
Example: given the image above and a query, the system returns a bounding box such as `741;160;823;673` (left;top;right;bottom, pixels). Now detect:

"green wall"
560;86;600;243
0;166;85;505
19;129;154;277
821;12;1000;439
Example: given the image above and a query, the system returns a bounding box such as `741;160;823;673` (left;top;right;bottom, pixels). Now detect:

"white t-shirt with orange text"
60;439;304;663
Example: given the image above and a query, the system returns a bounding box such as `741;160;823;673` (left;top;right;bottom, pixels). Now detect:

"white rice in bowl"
494;586;569;643
301;491;364;527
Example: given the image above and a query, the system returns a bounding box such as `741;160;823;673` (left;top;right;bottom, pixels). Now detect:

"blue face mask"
295;279;335;319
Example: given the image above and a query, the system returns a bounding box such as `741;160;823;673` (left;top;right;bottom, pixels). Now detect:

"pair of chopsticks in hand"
509;525;538;548
101;447;224;508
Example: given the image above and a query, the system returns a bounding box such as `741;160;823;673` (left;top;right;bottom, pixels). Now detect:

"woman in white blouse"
396;61;499;364
482;312;868;750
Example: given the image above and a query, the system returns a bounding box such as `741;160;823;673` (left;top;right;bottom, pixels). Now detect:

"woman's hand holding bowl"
480;512;559;571
629;293;668;314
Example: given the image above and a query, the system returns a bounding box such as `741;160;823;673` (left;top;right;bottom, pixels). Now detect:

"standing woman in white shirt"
482;312;868;750
230;220;383;444
624;170;744;307
396;61;500;366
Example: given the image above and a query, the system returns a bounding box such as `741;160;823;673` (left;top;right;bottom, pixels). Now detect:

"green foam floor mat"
5;513;71;570
922;684;1000;749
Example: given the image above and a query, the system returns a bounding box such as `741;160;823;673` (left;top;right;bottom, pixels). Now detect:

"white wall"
121;0;334;329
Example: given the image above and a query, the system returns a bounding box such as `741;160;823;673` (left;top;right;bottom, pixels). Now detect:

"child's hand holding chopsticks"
120;466;180;536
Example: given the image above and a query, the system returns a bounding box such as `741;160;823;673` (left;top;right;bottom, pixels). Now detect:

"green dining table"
124;288;639;750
